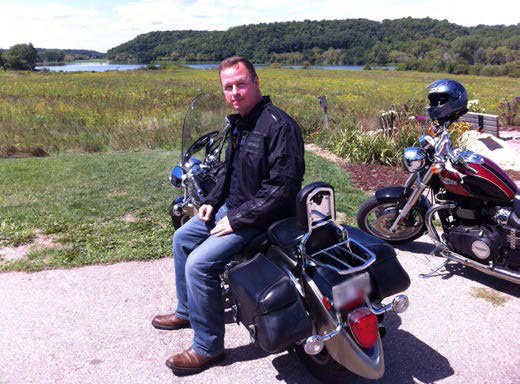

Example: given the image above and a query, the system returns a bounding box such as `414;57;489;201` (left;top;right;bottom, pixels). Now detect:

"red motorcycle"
356;79;520;284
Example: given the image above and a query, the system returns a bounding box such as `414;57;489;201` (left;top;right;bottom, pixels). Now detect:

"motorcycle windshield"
181;93;232;162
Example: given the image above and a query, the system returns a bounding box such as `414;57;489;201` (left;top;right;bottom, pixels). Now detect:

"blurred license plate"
332;272;371;310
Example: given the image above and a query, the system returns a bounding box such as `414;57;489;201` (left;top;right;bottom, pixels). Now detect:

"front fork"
388;168;433;233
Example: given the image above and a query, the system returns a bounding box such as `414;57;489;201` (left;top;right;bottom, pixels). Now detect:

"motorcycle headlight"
169;166;184;188
403;147;427;173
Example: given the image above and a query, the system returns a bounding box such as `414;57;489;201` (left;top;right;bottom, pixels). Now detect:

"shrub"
449;120;473;145
324;119;421;166
497;96;520;125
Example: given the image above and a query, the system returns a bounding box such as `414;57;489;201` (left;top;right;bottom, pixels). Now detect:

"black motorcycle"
168;93;230;229
166;95;412;381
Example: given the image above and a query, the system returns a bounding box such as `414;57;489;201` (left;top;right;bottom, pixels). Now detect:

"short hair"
219;56;257;79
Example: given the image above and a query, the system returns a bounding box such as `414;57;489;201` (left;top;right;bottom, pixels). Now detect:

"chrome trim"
370;303;393;316
370;295;409;315
440;249;520;285
313;323;343;341
458;149;484;165
403;172;417;188
307;238;376;275
424;203;456;247
388;167;434;233
403;147;427;173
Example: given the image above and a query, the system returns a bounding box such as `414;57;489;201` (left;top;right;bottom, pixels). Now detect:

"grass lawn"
0;150;366;272
2;67;518;156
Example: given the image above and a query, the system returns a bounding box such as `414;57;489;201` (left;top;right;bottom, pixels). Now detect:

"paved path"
1;236;519;384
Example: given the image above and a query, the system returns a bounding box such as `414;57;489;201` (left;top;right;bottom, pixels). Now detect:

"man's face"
220;62;261;116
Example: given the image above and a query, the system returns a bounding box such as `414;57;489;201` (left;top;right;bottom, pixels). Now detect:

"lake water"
35;62;395;72
35;62;148;72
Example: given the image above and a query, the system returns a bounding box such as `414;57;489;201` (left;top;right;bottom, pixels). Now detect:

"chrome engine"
445;225;501;263
492;207;513;226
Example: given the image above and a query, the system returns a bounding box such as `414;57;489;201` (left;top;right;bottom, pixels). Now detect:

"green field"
1;68;518;156
0;151;366;272
2;68;518;271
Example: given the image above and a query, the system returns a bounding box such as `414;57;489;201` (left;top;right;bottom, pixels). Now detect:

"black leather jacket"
202;96;305;231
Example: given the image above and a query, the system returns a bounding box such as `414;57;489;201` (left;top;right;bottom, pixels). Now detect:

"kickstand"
419;259;450;279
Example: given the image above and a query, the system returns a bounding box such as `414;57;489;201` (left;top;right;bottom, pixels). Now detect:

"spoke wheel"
356;196;425;244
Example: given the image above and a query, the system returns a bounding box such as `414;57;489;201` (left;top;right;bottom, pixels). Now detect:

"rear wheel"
293;344;355;383
356;195;425;244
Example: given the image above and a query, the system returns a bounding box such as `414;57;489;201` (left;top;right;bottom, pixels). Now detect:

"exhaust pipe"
425;203;520;284
442;250;520;284
424;203;457;248
424;203;456;247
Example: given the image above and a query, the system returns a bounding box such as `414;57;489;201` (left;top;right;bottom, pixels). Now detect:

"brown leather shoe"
151;313;190;330
165;348;225;376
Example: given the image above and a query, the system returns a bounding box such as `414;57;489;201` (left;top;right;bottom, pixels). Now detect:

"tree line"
107;17;520;77
0;44;105;70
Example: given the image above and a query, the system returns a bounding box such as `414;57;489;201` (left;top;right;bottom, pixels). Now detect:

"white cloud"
0;0;517;52
0;3;107;50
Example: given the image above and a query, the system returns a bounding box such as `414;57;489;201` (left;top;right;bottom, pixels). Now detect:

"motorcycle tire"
292;344;355;383
356;195;425;244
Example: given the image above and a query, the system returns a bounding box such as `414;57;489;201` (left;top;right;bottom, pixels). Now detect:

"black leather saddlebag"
346;226;411;300
227;254;312;353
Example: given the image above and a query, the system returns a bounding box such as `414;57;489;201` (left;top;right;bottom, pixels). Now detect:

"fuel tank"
439;150;517;203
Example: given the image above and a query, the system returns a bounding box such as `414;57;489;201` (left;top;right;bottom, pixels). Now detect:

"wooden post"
318;96;329;130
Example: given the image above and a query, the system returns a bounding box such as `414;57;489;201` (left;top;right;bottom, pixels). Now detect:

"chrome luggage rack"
307;236;376;275
299;185;376;275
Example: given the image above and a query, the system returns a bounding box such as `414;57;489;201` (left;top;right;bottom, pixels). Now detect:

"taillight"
348;307;378;348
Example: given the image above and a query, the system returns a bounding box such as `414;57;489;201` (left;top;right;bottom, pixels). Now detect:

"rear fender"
303;274;384;379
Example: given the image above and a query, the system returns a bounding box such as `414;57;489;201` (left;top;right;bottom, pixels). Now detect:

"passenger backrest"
295;181;341;254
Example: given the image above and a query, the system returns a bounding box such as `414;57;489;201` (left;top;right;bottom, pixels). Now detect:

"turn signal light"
322;296;332;311
348;307;378;348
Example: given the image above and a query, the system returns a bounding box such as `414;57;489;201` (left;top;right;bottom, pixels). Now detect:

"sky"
0;0;518;53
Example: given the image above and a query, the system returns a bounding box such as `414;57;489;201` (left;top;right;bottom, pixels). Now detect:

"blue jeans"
172;204;261;357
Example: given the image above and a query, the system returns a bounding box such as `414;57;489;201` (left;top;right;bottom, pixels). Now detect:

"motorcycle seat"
267;217;304;254
268;217;343;255
238;232;269;261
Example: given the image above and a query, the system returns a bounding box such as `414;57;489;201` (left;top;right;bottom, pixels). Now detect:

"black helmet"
425;79;468;123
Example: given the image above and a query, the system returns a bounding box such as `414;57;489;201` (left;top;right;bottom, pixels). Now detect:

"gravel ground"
0;235;519;384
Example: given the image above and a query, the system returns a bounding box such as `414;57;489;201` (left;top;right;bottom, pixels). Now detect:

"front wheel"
169;201;193;229
171;214;191;229
292;345;354;383
356;195;425;244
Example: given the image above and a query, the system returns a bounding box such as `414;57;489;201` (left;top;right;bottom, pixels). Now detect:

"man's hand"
210;216;234;237
198;204;214;222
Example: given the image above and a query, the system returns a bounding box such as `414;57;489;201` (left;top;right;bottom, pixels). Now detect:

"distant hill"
34;48;105;63
106;17;520;77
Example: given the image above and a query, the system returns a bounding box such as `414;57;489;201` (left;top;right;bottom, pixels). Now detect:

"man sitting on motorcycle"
152;56;305;375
